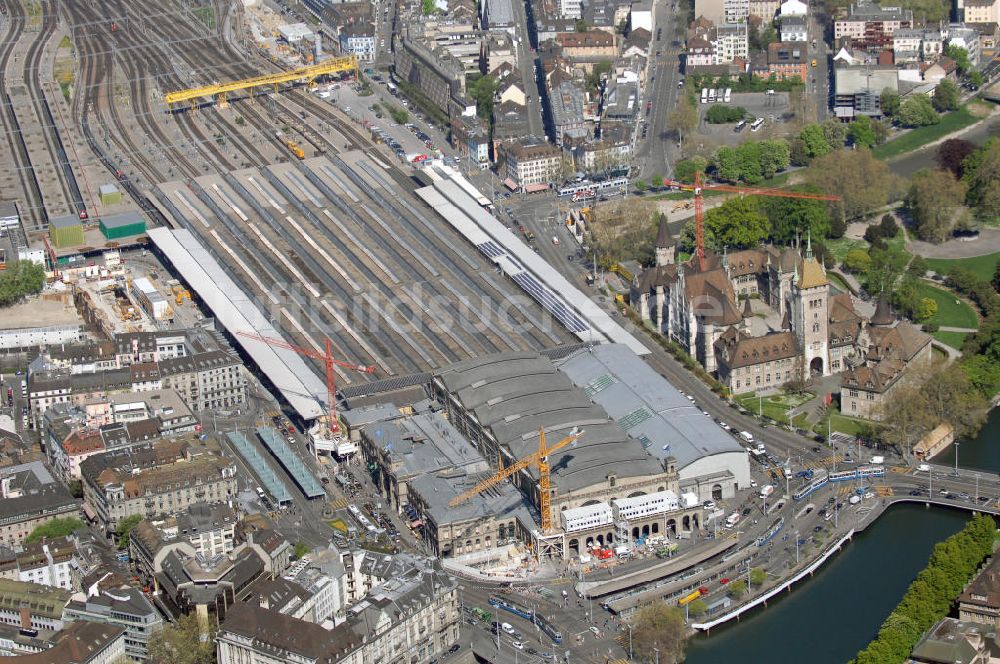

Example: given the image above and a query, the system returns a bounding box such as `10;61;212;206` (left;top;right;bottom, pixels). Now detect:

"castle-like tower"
789;235;830;378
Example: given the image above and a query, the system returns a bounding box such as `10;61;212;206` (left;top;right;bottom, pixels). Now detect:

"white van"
502;623;515;635
870;455;884;465
701;88;708;103
760;484;775;499
708;89;716;103
917;463;931;472
750;118;764;132
739;431;754;444
552;236;560;245
724;88;732;103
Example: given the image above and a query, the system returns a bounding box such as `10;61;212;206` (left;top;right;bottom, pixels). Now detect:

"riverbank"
684;505;972;664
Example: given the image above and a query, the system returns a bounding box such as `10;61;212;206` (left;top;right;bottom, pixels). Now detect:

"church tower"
655;215;676;267
789;234;830;379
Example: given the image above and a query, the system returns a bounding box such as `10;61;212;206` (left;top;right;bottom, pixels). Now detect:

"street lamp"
954;442;961;477
627;623;633;660
795;529;800;565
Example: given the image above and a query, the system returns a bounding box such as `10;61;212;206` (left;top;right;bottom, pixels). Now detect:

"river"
685;409;1000;664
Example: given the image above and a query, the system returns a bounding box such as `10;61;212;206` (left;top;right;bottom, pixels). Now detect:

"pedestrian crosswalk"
329;497;348;510
608;659;630;664
874;485;893;497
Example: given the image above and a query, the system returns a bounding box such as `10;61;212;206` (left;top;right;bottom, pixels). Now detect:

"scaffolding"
164;56;359;108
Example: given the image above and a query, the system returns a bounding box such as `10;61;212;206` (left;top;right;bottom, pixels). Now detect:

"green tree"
293;541;310;559
932;79;960;112
750;567;767;586
899;94;940;127
674;156;708;183
865;244;909;294
761;188;832;244
945;44;971;74
25;517;84;544
843;248;872;273
688;598;708;616
68;479;83;498
634;179;647;192
467;74;499;122
848;115;877;148
668;93;699;147
706;105;747;123
872;118;891;145
880;87;901;117
728;579;747;599
704;197;770;248
970;70;984;87
993;259;1000;293
908;255;929;278
908;168;967;243
115;514;143;550
807;149;896;220
630;604;688;664
799;122;843;159
0;260;46;307
915;297;938;321
575;18;589;31
421;0;436;14
821;118;848;150
147;614;216;664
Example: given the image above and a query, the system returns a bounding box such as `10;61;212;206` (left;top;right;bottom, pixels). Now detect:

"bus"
708;89;716;103
701;88;708;104
750;118;764;132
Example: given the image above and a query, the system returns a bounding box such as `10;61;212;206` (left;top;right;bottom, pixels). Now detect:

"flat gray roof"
99;211;144;228
417;169;648;355
363;411;490;478
554;344;745;469
410;470;534;526
255;427;325;500
435;352;665;493
148;228;325;420
50;216;81;229
225;431;293;505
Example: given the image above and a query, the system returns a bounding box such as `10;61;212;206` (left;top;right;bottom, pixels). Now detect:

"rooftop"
555;344;745;468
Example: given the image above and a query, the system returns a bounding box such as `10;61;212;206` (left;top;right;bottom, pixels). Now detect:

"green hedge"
851;514;997;664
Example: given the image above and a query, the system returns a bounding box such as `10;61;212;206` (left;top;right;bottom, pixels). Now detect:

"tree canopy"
932;79;960;112
899;94;940;127
629;604;688;664
908;168;967;243
936;138;977;177
806;149;897;220
148;614;216;664
115;514;143;550
713;139;790;184
703;197;771;248
0;260;45;307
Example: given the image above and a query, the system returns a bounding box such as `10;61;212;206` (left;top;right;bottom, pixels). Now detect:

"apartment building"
216;564;460;664
80;441;238;532
158;351;247;412
0;462;79;548
834;0;912;51
501;140;563;190
62;586;162;662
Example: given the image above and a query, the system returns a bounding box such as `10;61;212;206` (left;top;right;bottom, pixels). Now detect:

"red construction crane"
662;172;841;272
235;331;375;436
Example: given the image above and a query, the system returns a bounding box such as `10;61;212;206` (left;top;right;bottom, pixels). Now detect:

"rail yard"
8;0;580;393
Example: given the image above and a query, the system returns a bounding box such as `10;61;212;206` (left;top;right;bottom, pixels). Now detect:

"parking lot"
696;90;793;145
318;79;455;166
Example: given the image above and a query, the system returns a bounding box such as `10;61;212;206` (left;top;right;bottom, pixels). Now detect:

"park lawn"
873;103;987;160
914;282;979;329
735;392;813;423
828;271;854;295
814;413;870;438
826;237;868;262
925;252;1000;282
934;330;967;349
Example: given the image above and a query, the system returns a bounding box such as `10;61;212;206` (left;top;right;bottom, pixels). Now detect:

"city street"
636;0;686;180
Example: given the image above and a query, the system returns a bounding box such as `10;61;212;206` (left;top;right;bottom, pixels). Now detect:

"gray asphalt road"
637;0;684;180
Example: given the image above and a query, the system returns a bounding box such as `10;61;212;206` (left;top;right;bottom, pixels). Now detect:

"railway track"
22;0;87;219
0;1;46;229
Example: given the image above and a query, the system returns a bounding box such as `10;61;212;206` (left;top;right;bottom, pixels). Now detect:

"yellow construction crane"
164;56;359;108
448;428;583;534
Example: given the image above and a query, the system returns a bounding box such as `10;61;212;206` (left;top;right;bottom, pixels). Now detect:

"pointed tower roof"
781;308;791;330
871;296;895;327
656;216;674;248
742;297;753;318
